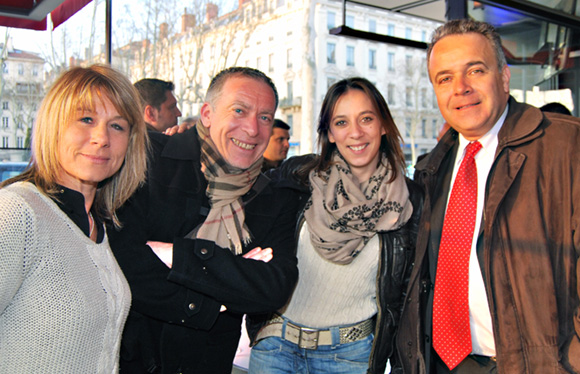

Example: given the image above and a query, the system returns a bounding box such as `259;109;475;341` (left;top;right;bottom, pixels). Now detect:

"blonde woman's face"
56;96;130;194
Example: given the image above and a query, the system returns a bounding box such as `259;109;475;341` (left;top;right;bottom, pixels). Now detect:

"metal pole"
105;0;112;64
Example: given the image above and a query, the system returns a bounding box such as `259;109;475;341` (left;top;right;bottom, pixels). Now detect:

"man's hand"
147;241;173;268
163;121;195;136
243;247;273;263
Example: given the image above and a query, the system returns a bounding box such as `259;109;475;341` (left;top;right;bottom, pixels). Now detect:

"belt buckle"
298;327;319;349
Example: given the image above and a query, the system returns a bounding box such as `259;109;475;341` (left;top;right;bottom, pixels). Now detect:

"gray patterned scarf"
192;123;262;254
305;152;413;264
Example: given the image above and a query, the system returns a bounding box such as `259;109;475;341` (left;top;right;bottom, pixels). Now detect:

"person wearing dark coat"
108;67;299;374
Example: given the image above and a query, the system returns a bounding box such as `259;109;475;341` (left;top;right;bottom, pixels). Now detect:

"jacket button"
200;248;208;255
188;303;196;310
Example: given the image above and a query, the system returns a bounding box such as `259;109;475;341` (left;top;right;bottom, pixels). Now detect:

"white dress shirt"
446;105;509;356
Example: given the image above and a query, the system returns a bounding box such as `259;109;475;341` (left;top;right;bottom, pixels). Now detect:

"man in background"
262;119;290;172
134;78;182;132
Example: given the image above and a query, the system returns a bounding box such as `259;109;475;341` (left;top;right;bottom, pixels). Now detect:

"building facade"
119;0;443;165
0;42;44;161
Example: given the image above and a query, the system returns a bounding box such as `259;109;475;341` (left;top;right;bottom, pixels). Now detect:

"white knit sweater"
0;182;131;373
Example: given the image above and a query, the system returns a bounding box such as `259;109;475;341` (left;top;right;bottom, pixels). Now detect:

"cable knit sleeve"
0;188;36;314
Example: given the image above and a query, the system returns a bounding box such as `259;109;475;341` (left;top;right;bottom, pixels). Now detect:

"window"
16;120;23;129
287;48;293;68
433;92;438;109
406;87;413;108
277;0;284;7
256;56;262;70
346;15;355;28
269;53;274;72
2;136;8;147
369;19;376;33
387;84;395;105
33;65;39;77
327;11;335;29
2;117;8;129
346;46;355;67
17;102;23;110
327;43;336;64
421;88;428;108
18;64;23;75
421;30;427;42
2;101;8;110
369;49;376;69
388;52;395;72
404;118;411;137
421;119;427;137
387;24;395;36
287;81;293;101
432;119;439;138
286;114;293;130
17;136;24;148
2;63;7;74
405;27;412;39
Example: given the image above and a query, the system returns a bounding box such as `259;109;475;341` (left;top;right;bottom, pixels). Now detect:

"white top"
448;106;508;356
0;182;131;373
282;221;379;328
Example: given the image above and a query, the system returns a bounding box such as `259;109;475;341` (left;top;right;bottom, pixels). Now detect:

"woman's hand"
147;241;173;268
243;247;273;263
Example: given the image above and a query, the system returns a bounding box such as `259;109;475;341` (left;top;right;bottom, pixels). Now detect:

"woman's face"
328;89;385;182
56;95;130;194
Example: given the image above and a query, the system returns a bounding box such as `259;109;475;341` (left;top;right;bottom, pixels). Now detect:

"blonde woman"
0;65;148;373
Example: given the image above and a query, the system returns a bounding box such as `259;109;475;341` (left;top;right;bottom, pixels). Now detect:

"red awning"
0;0;92;30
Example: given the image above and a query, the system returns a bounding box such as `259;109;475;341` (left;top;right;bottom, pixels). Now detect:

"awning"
0;0;92;31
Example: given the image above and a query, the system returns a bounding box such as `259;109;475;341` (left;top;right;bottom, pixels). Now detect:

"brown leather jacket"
397;97;580;373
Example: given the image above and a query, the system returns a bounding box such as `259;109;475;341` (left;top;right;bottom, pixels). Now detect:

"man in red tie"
397;19;580;374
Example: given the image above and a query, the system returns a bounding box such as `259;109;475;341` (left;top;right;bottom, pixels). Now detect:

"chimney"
206;3;218;22
159;22;169;39
181;10;196;32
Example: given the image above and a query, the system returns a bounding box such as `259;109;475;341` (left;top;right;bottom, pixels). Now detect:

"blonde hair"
2;64;149;228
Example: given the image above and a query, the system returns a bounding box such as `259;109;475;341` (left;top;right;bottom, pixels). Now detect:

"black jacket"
107;128;299;373
248;154;423;374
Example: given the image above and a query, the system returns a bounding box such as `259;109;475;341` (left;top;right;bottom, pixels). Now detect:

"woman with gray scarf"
248;77;423;374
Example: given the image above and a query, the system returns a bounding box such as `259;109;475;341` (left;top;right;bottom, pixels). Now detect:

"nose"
350;122;364;138
241;116;259;137
453;75;472;95
91;123;110;147
176;107;182;117
283;139;290;149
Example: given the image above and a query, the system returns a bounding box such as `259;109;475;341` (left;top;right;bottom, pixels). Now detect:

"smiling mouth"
457;102;480;110
348;144;368;152
232;138;256;150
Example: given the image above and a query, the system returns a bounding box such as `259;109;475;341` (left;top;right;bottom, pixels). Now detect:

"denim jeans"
248;334;373;374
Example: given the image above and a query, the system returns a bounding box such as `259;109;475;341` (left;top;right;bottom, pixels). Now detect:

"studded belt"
255;315;375;350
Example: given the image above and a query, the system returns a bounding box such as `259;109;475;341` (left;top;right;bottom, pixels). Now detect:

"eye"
260;115;272;122
438;76;451;85
80;116;93;124
111;122;127;132
234;108;244;114
469;68;485;75
361;116;374;123
334;120;346;127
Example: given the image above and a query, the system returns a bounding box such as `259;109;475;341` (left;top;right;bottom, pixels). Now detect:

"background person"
134;78;182;132
108;67;299;374
539;101;573;116
262;119;290;172
0;64;148;373
397;19;580;374
248;77;422;374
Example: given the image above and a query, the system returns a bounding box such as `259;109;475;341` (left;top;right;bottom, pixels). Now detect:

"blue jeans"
248;334;373;374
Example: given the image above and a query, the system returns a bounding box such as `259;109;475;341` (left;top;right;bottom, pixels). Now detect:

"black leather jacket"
247;154;423;374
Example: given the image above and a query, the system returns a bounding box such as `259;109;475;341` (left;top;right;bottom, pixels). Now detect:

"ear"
200;102;212;129
501;65;511;94
328;129;336;144
144;105;158;125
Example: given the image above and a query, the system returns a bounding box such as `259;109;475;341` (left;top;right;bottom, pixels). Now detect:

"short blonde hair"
3;64;149;228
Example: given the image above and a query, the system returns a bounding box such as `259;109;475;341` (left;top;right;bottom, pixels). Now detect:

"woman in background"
0;64;148;373
248;77;422;374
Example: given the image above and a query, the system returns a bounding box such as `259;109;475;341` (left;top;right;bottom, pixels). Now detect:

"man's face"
153;91;182;132
263;127;290;162
200;76;276;169
428;32;511;141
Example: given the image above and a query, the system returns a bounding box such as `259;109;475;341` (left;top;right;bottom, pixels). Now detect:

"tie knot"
465;141;482;159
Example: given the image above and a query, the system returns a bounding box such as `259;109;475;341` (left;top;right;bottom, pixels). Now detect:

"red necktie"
433;141;482;370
